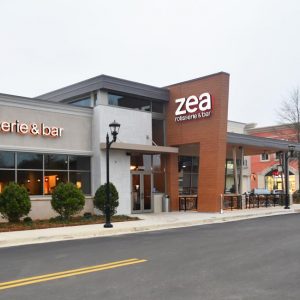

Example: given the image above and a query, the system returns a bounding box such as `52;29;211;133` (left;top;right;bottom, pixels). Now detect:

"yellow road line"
0;258;138;287
0;258;147;291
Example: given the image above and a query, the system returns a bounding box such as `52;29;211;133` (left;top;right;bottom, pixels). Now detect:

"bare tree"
278;88;300;189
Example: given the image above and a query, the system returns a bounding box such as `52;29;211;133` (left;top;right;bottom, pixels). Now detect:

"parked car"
251;188;270;195
271;189;284;204
271;189;284;195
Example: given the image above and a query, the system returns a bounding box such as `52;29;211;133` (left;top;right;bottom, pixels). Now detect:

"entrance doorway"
131;171;153;213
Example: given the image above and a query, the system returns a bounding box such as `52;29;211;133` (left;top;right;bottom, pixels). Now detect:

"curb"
0;209;296;248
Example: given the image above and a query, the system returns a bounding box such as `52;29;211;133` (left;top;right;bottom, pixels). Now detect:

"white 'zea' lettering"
198;92;211;111
185;95;198;113
175;98;186;116
174;92;213;122
175;92;212;116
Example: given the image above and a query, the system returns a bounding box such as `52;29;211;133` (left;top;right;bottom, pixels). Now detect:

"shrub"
23;216;33;224
0;183;31;222
293;190;300;204
51;183;85;220
94;183;119;217
83;212;93;220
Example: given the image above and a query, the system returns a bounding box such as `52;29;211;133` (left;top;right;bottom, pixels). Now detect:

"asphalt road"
0;214;300;300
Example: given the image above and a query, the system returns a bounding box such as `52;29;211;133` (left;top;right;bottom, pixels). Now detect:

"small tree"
94;183;119;217
278;88;300;188
51;183;85;220
0;183;31;222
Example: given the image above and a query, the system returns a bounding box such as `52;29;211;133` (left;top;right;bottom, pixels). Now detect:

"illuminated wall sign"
174;92;213;122
0;120;64;137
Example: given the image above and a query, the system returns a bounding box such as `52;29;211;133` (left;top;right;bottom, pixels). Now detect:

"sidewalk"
0;205;299;248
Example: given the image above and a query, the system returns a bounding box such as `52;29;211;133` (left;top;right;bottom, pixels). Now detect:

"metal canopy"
227;132;300;155
100;142;178;154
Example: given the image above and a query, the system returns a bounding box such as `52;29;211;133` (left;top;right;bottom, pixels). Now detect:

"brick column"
166;153;179;211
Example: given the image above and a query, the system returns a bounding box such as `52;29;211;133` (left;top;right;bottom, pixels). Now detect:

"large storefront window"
69;172;91;194
0;151;91;196
0;151;15;168
0;170;15;193
17;171;43;195
45;154;68;170
44;171;68;195
69;155;91;170
178;156;199;195
17;153;43;169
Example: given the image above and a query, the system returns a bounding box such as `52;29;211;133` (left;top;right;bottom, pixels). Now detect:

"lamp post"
282;145;295;209
104;120;120;228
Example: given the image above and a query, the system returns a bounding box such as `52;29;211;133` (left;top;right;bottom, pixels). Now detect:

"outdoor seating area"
222;194;286;210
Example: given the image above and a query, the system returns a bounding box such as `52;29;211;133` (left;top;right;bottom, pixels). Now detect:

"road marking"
0;258;147;291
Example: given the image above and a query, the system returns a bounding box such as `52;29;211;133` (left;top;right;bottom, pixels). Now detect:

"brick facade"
165;72;230;212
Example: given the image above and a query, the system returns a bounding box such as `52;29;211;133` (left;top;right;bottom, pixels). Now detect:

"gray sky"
0;0;299;127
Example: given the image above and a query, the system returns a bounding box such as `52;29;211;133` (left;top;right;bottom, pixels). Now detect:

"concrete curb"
0;209;296;248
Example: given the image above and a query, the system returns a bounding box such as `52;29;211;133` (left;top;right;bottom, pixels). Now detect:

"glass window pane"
108;93;151;112
191;174;198;188
69;172;91;195
45;154;68;170
44;171;68;195
192;157;199;173
0;170;15;192
0;151;15;168
17;171;43;195
130;154;151;172
179;156;193;172
17;152;43;169
70;97;91;107
69;156;91;170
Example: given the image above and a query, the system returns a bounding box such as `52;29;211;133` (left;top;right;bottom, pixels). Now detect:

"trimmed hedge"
94;183;119;217
51;183;85;220
0;183;31;222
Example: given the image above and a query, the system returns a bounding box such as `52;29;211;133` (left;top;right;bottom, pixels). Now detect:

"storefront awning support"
232;146;238;194
239;146;244;194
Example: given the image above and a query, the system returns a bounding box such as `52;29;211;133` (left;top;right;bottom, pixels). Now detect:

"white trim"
0;145;93;156
0;95;93;117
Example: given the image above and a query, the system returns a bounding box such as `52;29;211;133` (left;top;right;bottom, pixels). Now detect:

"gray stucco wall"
0;100;92;154
92;104;152;215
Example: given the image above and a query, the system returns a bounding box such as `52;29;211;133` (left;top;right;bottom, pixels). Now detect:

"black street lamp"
282;145;296;209
104;120;120;228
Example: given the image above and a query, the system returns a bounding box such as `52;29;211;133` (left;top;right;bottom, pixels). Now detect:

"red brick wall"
249;126;298;189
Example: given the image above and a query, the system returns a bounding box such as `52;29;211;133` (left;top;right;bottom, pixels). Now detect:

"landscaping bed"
0;215;139;232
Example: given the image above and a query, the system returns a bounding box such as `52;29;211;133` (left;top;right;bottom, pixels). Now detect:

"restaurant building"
0;72;299;219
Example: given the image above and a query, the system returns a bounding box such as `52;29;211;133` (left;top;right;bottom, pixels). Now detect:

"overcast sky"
0;0;299;127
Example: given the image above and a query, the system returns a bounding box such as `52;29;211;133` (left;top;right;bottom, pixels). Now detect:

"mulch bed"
0;215;140;232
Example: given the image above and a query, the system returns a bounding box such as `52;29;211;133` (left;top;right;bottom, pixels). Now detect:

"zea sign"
174;92;213;122
0;120;64;137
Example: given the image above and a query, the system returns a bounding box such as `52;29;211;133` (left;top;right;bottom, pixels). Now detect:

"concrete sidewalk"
0;205;299;248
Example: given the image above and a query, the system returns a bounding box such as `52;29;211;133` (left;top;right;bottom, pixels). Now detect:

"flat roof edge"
36;75;169;102
165;71;230;88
